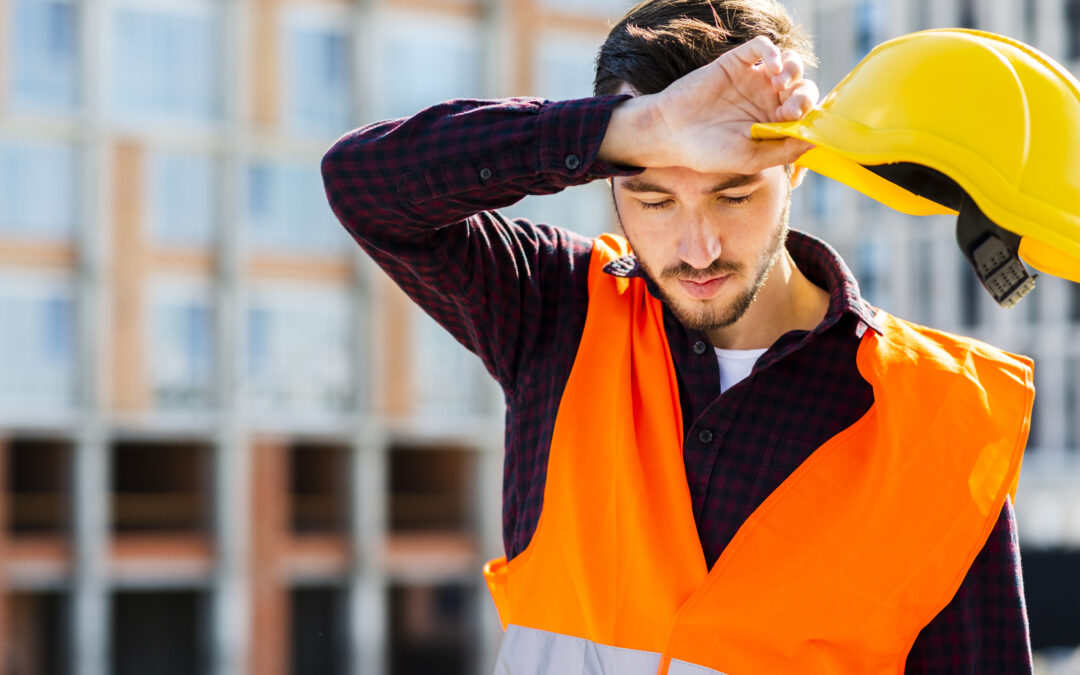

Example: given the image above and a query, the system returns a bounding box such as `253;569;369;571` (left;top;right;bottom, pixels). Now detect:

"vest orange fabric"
483;234;1034;674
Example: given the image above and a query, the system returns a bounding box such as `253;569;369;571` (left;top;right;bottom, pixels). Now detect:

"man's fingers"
776;80;819;120
728;35;783;74
771;51;804;90
743;137;814;174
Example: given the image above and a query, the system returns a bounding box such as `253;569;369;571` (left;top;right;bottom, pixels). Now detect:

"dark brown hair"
594;0;816;96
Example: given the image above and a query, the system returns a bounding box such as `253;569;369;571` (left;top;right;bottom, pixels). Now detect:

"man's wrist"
598;94;667;169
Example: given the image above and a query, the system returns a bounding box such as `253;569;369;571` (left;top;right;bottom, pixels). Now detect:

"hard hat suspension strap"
955;196;1037;308
865;163;1037;308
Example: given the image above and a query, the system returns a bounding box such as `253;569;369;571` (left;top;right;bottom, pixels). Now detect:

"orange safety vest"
483;234;1034;674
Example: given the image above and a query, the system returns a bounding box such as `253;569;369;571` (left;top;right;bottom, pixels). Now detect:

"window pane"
380;25;483;119
11;0;78;109
0;140;77;239
854;0;887;58
511;38;614;238
0;279;76;408
245;161;346;253
149;151;217;247
111;5;221;122
1068;0;1080;61
148;282;214;410
286;25;353;136
536;0;633;16
511;180;613;239
854;232;893;310
246;289;352;414
535;38;595;100
411;308;487;417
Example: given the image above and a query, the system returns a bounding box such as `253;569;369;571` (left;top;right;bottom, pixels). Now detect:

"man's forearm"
321;95;638;246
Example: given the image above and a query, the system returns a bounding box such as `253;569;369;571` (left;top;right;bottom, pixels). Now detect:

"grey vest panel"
493;625;726;675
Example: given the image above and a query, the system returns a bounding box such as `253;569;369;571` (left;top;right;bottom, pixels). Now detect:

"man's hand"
598;36;818;174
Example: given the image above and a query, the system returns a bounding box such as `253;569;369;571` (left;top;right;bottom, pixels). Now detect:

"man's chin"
664;293;750;333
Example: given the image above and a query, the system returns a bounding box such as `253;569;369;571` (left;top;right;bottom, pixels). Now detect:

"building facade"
0;0;1077;673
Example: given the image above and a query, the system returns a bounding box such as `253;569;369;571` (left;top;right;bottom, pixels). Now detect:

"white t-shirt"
714;346;768;393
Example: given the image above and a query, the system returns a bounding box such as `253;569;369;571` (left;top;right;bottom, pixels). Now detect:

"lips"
677;275;729;300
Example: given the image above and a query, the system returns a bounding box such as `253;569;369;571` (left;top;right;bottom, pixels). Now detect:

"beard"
619;199;790;333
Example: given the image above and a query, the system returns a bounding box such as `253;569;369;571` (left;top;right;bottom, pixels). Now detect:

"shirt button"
564;154;581;170
479;167;493;181
698;429;714;444
692;340;708;355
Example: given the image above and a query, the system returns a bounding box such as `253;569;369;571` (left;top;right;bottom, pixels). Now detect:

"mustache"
661;258;743;282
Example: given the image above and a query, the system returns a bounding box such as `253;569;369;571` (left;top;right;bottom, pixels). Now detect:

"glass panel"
958;0;978;28
111;590;208;675
0;141;77;239
411;308;487;417
11;0;78;109
511;38;615;238
0;279;75;408
148;282;214;410
1066;356;1078;451
380;24;483;119
536;0;633;17
814;5;855;93
1068;0;1080;61
111;4;221;122
245;160;347;253
390;583;476;675
854;0;887;58
286;24;353;136
1069;283;1080;323
854;232;893;310
535;38;596;100
246;289;352;414
511;180;614;239
959;263;982;328
149;151;217;247
292;587;348;675
911;236;934;325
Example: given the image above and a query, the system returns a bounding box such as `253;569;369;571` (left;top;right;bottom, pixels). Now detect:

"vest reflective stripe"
484;234;1033;674
494;625;726;675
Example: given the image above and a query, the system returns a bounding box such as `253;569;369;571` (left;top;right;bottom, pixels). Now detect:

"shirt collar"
601;229;883;335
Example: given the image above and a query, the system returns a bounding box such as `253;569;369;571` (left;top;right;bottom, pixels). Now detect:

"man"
321;0;1033;671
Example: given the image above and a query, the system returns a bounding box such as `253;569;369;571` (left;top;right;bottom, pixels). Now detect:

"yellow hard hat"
753;28;1080;307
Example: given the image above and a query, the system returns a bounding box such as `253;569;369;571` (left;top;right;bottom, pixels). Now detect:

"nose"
677;212;722;271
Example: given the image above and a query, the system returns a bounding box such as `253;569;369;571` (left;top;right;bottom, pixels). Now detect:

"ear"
789;165;808;189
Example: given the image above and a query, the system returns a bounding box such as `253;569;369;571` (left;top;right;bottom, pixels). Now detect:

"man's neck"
705;252;830;350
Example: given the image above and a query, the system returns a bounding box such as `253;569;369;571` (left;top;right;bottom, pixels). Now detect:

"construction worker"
322;0;1036;671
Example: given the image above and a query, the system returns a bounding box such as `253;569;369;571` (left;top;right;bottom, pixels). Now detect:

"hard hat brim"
753;119;1080;284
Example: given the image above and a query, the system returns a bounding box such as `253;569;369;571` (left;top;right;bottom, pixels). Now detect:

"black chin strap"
864;163;1036;308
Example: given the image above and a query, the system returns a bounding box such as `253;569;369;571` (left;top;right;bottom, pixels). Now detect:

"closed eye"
638;199;673;211
719;194;753;206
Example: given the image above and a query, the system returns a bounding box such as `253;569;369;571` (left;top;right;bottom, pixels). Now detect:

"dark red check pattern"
322;96;1032;672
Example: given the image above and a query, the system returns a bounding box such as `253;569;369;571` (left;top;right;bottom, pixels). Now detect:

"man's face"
611;164;796;332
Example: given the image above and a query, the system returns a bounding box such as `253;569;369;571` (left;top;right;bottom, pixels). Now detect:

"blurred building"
0;0;1077;674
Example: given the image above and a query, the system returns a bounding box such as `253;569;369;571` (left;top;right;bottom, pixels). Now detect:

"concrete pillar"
210;0;252;673
348;425;388;675
71;428;109;675
72;0;110;669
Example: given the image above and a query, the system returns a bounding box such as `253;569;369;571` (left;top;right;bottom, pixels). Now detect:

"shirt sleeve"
904;497;1033;673
320;96;639;392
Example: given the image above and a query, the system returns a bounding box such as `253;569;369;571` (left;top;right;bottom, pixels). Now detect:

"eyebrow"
621;172;765;195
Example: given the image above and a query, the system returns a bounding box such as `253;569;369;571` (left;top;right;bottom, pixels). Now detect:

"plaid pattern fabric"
322;96;1032;672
